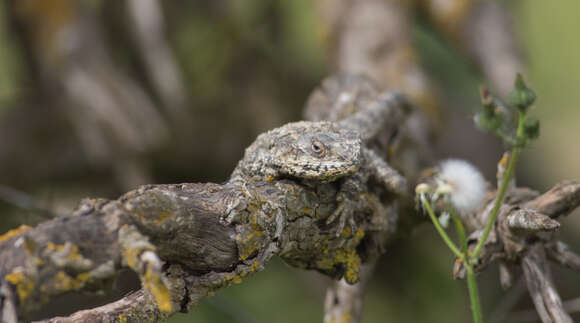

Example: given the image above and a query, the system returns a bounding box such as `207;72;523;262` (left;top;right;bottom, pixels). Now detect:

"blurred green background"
1;1;579;322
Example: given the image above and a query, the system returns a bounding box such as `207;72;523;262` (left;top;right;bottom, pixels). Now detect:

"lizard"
228;76;413;236
304;73;433;179
229;120;363;185
228;120;366;233
303;74;419;235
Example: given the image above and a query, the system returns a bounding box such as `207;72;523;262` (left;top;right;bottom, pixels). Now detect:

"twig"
0;184;54;219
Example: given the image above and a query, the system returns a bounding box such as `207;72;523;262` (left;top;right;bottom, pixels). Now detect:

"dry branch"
0;175;401;322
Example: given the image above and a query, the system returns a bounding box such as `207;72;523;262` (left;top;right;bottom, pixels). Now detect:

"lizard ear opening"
310;139;327;157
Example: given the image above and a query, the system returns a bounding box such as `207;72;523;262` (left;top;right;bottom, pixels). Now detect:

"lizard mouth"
283;159;361;183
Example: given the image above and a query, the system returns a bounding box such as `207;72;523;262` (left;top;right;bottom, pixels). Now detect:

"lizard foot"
326;195;359;237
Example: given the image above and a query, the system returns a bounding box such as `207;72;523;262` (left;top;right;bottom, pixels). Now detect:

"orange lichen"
497;153;510;179
0;225;32;243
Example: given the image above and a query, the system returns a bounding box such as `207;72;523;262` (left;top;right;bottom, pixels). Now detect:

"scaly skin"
230;121;363;184
229;75;411;236
305;74;412;235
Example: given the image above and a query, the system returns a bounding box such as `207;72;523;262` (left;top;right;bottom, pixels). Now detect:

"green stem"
466;264;483;323
471;112;526;261
451;210;468;254
451;210;483;323
422;197;463;259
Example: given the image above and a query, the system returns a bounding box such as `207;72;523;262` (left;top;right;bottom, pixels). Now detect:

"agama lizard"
229;121;363;185
228;76;411;236
304;74;413;234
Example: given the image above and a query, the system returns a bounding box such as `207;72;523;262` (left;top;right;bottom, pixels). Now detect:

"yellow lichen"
354;228;365;242
324;249;361;284
118;315;128;323
250;261;260;272
341;226;352;237
76;272;90;282
22;238;38;254
247;204;260;213
326;312;353;323
153;210;173;224
53;271;75;290
341;313;353;323
497;153;510;179
5;270;35;302
143;268;173;313
50;243;84;261
67;246;83;261
249;213;258;225
122;247;141;269
46;242;64;251
52;271;90;291
237;228;263;260
314;229;365;284
222;272;243;284
0;225;32;243
343;252;361;284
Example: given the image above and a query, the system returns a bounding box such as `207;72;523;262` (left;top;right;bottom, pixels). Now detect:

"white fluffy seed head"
438;159;486;213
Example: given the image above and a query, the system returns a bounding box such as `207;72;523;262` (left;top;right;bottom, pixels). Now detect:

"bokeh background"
0;1;579;322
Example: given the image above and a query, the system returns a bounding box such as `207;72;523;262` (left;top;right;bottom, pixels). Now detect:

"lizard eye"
310;139;326;156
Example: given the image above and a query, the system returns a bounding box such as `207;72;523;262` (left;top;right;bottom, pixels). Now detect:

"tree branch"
1;172;403;322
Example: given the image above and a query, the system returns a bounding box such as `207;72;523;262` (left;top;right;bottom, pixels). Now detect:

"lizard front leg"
326;148;407;236
363;148;408;195
326;172;368;237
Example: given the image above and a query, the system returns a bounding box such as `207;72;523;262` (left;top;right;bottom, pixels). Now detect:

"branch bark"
0;174;402;321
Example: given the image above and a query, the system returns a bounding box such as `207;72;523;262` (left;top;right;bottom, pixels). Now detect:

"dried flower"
415;183;431;213
415;183;432;195
437;159;486;213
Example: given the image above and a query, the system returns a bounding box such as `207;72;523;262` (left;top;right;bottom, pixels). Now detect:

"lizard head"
269;121;362;182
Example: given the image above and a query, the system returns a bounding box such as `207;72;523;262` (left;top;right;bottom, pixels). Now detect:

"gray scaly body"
230;121;363;185
304;74;413;234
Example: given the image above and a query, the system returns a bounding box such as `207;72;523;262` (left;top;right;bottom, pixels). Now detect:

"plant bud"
523;117;540;140
508;74;536;112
